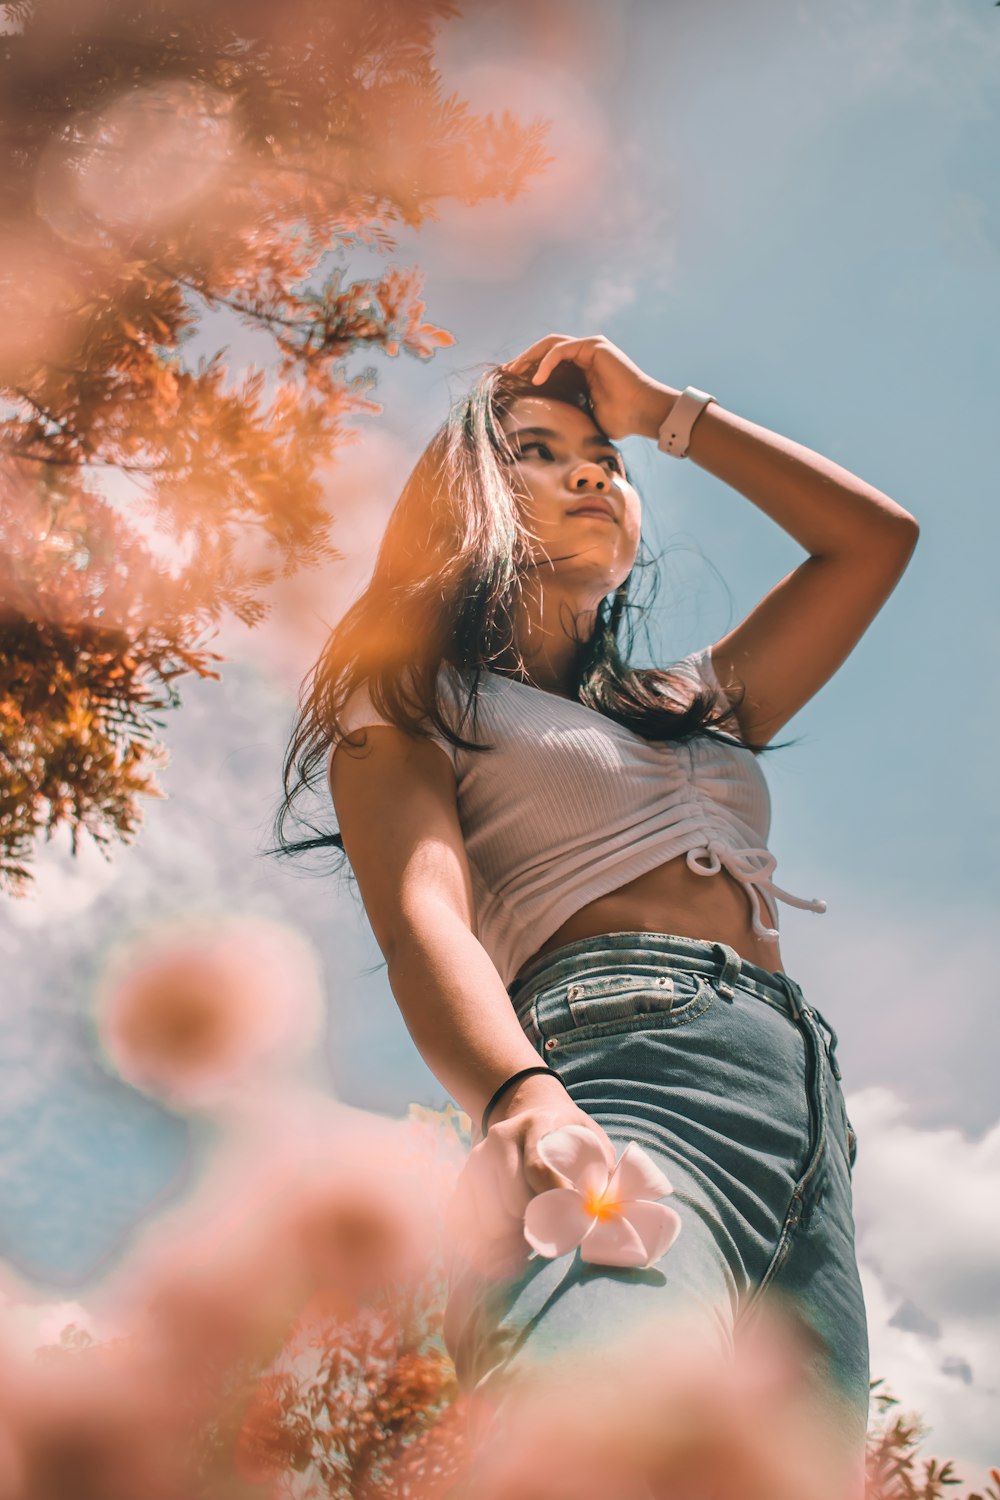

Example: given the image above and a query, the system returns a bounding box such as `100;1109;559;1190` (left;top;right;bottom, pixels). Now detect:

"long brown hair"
271;360;763;863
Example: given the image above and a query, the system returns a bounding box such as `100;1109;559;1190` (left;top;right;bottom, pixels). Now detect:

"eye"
513;441;555;461
513;442;622;470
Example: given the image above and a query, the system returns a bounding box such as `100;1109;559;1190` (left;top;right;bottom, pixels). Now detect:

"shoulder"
331;662;475;781
340;661;468;721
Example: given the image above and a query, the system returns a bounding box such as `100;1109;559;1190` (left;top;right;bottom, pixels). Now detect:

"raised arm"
647;390;920;746
507;333;920;747
329;724;617;1263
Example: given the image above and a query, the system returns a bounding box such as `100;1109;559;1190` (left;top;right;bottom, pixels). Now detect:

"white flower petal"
604;1141;674;1205
617;1200;683;1266
523;1187;593;1258
537;1125;610;1196
579;1212;649;1268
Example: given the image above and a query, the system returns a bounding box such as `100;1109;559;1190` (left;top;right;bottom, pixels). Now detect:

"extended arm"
330;726;617;1266
330;730;551;1123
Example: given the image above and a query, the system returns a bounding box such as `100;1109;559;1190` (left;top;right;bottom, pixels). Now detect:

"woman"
277;333;919;1479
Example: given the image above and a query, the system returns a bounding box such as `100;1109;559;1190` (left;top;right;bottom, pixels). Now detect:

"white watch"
657;386;717;458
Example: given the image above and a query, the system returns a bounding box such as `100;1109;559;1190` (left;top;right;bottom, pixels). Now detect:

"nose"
568;460;608;492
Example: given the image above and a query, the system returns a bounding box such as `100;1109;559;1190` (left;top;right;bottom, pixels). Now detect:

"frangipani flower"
523;1127;682;1269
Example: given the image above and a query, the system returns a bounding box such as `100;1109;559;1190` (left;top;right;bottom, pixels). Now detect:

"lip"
567;501;616;522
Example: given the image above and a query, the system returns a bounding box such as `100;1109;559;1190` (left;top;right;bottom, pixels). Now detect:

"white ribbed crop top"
329;647;827;987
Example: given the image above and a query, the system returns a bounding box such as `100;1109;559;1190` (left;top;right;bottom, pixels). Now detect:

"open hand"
506;333;674;442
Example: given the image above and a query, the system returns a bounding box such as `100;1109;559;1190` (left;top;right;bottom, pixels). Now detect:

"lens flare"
34;80;237;247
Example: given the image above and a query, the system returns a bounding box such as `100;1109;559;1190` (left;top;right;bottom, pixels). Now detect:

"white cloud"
760;891;999;1136
848;1086;1000;1478
0;1277;97;1357
419;63;617;283
793;0;1000;117
581;274;638;330
5;824;124;930
851;1089;1000;1317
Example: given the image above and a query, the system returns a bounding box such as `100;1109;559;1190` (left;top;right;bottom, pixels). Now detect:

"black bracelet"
480;1065;560;1138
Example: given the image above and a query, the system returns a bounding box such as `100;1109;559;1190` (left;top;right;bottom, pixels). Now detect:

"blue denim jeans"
445;932;869;1453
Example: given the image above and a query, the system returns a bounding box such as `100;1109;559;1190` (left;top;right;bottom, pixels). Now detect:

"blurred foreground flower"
1;1336;201;1500
0;1106;470;1498
107;1101;463;1404
95;915;323;1109
465;1309;859;1500
524;1127;681;1269
1;1090;997;1500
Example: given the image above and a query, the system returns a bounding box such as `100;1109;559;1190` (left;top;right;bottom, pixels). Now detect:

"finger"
532;336;597;387
449;1147;498;1236
448;1163;503;1267
470;1226;531;1283
448;1175;527;1281
468;1141;518;1243
488;1224;533;1279
486;1127;534;1220
458;1147;534;1278
505;333;574;374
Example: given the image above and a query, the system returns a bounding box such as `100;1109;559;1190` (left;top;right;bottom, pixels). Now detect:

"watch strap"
657;386;717;458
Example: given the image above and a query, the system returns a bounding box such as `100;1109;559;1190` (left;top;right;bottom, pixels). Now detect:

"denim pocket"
535;969;717;1051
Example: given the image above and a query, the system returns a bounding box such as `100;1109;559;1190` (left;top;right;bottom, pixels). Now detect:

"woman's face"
499;396;642;602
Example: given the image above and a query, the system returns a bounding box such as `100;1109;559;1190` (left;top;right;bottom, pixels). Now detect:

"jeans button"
567;984;584;1001
544;1037;559;1051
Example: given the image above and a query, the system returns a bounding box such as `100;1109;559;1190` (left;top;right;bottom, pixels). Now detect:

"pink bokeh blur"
94;915;324;1110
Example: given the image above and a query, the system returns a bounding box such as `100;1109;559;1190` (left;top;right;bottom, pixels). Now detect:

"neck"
509;578;598;696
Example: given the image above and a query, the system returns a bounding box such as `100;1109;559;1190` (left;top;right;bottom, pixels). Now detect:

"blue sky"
2;0;998;1475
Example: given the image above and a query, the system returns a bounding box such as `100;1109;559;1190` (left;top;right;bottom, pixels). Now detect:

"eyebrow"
508;426;618;449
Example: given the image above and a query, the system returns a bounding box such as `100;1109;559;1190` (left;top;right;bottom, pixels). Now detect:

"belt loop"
775;971;802;1020
711;942;741;999
828;1037;843;1082
811;1004;843;1080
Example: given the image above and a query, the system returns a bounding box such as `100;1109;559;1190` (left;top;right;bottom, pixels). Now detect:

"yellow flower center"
583;1188;620;1222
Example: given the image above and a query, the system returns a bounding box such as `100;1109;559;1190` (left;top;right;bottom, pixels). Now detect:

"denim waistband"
507;931;843;1079
508;930;809;1027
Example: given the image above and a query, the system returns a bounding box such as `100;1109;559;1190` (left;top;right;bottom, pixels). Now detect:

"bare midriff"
512;855;783;984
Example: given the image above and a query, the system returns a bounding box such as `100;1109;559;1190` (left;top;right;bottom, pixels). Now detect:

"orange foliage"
0;0;553;890
865;1384;1000;1500
0;1102;994;1500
